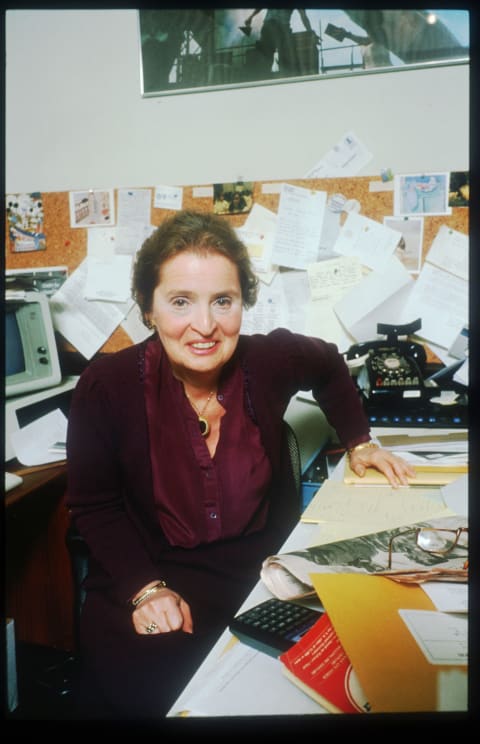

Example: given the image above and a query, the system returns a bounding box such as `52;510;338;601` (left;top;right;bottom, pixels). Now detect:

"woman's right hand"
132;585;193;635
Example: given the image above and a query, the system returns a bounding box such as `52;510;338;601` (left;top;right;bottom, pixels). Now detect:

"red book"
279;612;370;714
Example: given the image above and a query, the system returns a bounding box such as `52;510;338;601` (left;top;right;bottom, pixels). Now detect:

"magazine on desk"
260;515;468;601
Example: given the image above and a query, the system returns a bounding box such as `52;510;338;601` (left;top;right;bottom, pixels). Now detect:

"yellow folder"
310;573;466;713
344;459;467;486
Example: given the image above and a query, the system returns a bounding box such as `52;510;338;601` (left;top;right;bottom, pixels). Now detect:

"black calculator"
229;597;324;658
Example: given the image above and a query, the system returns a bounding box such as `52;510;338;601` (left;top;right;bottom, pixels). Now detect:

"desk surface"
167;438;468;719
5;460;67;508
167;521;324;718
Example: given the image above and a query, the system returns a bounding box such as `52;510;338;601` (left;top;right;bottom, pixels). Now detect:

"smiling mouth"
190;341;216;351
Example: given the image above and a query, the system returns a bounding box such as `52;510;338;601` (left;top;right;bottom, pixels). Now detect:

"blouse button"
217;394;224;401
209;511;217;519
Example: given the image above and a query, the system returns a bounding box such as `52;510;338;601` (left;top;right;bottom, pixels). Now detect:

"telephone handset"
346;319;426;400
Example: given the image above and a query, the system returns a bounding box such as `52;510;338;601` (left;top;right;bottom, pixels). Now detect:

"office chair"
65;523;89;652
283;419;302;515
65;420;303;636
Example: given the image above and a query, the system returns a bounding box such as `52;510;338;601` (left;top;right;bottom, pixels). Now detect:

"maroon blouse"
66;329;371;604
144;340;272;548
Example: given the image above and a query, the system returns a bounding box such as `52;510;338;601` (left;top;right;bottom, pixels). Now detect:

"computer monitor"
5;290;62;398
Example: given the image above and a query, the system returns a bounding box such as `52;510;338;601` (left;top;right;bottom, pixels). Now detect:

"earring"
145;318;154;329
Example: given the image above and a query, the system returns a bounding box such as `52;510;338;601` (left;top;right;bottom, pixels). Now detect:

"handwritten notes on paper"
272;184;326;270
305;256;362;349
301;479;453;545
307;256;362;301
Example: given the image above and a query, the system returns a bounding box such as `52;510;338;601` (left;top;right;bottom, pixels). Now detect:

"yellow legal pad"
310;573;467;713
344;459;467;486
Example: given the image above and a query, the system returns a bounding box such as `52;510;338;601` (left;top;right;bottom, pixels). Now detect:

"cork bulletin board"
5;176;468;356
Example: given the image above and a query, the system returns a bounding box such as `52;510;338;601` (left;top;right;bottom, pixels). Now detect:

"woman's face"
149;251;243;380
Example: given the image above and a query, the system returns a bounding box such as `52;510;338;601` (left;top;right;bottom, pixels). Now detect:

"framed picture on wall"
138;9;469;97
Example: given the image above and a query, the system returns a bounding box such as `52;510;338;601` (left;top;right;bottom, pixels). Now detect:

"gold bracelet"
131;581;167;609
347;441;379;459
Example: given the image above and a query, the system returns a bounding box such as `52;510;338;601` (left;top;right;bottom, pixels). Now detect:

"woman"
66;210;414;719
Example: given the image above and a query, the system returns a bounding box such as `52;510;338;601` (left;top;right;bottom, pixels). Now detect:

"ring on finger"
145;622;158;634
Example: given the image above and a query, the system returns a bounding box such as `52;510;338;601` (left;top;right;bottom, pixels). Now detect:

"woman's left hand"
349;445;416;488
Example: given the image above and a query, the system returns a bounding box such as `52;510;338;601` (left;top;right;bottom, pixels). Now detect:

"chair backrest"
283;420;302;514
65;523;90;650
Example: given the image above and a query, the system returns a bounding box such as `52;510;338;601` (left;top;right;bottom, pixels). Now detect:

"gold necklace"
185;390;215;437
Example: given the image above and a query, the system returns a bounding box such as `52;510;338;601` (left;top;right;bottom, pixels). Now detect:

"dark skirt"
75;526;287;721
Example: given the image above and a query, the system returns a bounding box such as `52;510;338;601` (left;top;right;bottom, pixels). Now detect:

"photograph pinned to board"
6;192;46;253
69;189;115;228
448;171;469;208
213;182;254;215
383;215;424;274
393;173;450;217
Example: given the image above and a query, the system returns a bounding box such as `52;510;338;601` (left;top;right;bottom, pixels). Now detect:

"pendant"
198;416;210;437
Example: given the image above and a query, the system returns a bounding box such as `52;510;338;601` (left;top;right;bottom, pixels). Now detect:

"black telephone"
346;319;426;400
346;319;467;428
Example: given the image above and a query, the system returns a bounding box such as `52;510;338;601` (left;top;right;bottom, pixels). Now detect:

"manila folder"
310;573;463;713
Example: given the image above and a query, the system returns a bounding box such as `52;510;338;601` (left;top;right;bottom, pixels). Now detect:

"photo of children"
213;182;254;215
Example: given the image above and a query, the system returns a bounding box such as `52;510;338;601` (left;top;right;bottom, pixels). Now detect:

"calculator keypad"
230;598;323;657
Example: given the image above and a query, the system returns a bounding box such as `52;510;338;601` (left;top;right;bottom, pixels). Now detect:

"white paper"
425;225;468;281
117;188;152;225
333;212;402;272
243;202;277;232
304;131;373;178
241;271;289;334
305;256;362;350
11;409;68;466
334;255;413;342
87;227;116;258
400;262;468;349
383;216;424;274
235;227;273;274
280;268;310;334
306;300;354;352
398;610;467;666
121;303;154;343
169;639;322;717
113;224;156;255
272;184;326;270
240;203;278;274
153;184;183;210
84;254;132;303
421;583;468;613
307;256;363;301
50;258;128;359
441;475;468;518
453;357;468;386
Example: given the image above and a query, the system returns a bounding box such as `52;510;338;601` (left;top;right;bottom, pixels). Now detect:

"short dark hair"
132;210;259;325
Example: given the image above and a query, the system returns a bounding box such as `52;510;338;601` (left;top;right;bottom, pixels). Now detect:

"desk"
168;520;324;718
167;436;468;718
5;462;75;651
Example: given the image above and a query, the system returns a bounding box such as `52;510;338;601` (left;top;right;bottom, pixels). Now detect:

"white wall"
6;9;469;194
